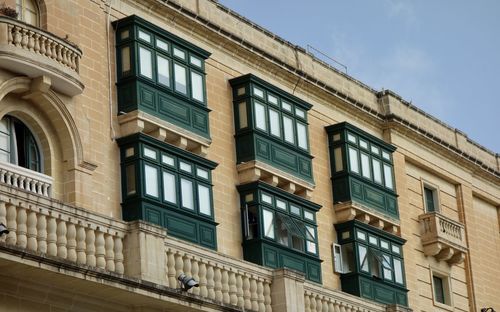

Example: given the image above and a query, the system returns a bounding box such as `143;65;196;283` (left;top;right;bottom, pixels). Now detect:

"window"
432;271;451;306
335;220;407;306
0;116;41;172
423;185;439;212
16;0;39;27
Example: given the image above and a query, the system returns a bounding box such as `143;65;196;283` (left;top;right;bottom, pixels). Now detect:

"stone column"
271;268;305;312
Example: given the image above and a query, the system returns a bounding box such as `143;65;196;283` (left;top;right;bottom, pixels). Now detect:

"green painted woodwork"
238;181;322;283
230;74;314;183
335;220;408;306
113;15;211;139
118;133;218;250
326;122;399;219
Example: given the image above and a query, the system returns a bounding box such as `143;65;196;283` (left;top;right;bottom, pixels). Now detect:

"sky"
218;0;500;153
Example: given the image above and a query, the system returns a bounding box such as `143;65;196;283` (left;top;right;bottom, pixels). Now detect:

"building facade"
0;0;498;311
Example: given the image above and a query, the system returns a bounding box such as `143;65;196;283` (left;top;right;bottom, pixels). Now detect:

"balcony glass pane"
253;87;264;98
348;147;359;174
139;47;153;79
361;152;371;179
196;168;209;179
181;178;194;209
161;154;175;166
295;108;305;119
269;108;281;137
156;39;169;52
283;115;295;144
163;171;176;203
282;101;292;111
157;55;170;87
372;158;382;184
144;164;159;197
268;94;278;105
334;147;343;172
254;102;267;131
179;161;192;173
394;258;403;284
198;184;211;216
358;245;369;272
297;122;308;150
174;64;187;94
138;30;151;42
173;47;186;59
383;164;394;189
238;102;248;128
304;210;314;221
190;55;202;67
276;199;286;210
263;209;275;239
191;72;204;102
121;47;131;74
126;164;136;195
382;254;393;280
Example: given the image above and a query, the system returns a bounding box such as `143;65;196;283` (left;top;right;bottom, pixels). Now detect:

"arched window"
16;0;39;27
0;116;41;172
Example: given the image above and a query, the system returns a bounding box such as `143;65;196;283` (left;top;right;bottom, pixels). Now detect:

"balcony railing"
0;160;53;197
0;183;127;274
419;212;467;265
0;17;83;96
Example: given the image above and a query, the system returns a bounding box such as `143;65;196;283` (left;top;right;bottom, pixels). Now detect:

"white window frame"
430;267;453;308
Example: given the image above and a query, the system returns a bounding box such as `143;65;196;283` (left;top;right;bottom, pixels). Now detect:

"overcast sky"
218;0;500;153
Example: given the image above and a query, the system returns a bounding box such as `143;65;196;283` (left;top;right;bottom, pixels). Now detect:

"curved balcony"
0;17;83;96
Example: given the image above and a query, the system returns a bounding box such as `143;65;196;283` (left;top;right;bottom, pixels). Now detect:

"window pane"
290;205;301;216
382;151;391;161
371;145;380;155
163;172;176;203
380;240;389;250
358;245;369;272
348;147;359;174
372;158;382;184
356;231;366;241
334;147;343;172
254;102;267;131
138;30;151;42
283;115;294;144
276;213;288;245
369;235;378;245
297;122;308;150
174;64;187;94
383;164;394;189
261;193;272;204
424;187;436;212
162;154;175;166
253;87;264;98
198;184;211;216
144;165;159;197
143;147;157;159
392;245;401;254
304;210;314;221
269;109;281;137
179;161;192;173
361;153;371;179
282;101;292;111
276;199;286;210
307;241;317;254
139;47;152;78
181;179;194;209
295;108;305;119
268;94;278;105
156;39;169;52
173;47;186;59
382;254;393;280
121;46;131;74
433;276;445;303
394;259;404;284
306;225;316;241
347;133;357;143
126;164;136;195
191;72;204;102
359;139;368;149
157;55;170;87
263;209;275;239
238;102;248;128
196;168;209;179
190;55;202;67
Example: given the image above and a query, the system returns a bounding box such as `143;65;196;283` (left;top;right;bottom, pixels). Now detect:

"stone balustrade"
0;17;84;96
0;185;127;274
419;212;467;265
164;237;273;312
0;161;52;197
304;282;386;312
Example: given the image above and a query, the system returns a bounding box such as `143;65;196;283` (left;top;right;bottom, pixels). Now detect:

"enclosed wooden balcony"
418;212;467;265
0;17;83;96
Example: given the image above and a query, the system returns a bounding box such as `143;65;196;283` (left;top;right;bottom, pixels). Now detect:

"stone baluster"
21;28;29;48
95;230;106;269
221;269;230;304
7;25;13;44
43;183;50;197
13;26;22;47
317;296;324;312
182;253;191;278
105;233;115;272
264;280;272;312
26;210;37;251
5;203;17;245
18;176;25;190
304;293;311;312
174;251;183;286
25;177;32;192
27;30;35;51
39;36;46;55
309;294;317;312
51;41;57;60
214;265;223;302
257;278;265;312
56;219;67;259
327;301;334;312
66;222;77;262
56;45;63;63
85;228;96;266
114;236;124;274
12;173;19;188
243;274;252;310
250;277;259;311
16;206;27;248
33;33;40;53
0;202;6;242
198;261;208;297
235;273;244;308
339;303;346;312
76;224;86;265
5;172;12;186
36;213;47;253
0;169;6;183
166;248;176;287
206;262;215;300
46;215;57;256
190;257;199;296
228;270;237;306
